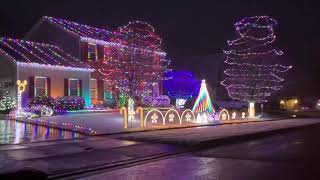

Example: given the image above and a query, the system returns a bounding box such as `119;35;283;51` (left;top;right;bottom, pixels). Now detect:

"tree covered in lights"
221;16;291;105
95;21;171;98
0;91;15;111
164;71;199;108
164;71;199;99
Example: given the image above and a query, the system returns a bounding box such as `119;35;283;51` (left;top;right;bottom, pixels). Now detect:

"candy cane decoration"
120;107;128;128
136;106;144;128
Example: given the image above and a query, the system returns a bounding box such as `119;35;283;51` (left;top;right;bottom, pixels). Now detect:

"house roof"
43;16;166;55
44;16;115;42
0;37;92;70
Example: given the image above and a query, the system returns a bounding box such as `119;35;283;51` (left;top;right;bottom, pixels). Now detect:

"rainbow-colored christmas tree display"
192;80;215;114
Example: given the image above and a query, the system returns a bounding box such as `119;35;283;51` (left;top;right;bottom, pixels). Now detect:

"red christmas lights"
92;21;171;97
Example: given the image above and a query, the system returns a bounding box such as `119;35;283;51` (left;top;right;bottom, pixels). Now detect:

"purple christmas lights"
221;16;292;103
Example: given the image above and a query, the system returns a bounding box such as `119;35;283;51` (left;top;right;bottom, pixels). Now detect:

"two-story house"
25;16;167;105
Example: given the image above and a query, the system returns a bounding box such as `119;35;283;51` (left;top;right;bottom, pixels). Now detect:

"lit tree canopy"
164;71;200;99
221;16;292;103
94;21;171;97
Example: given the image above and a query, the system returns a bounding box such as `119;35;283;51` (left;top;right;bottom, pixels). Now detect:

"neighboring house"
25;16;167;105
0;37;93;108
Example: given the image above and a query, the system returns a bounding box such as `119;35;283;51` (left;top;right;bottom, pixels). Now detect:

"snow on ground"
113;118;320;146
16;111;203;135
19;112;141;134
13;111;301;136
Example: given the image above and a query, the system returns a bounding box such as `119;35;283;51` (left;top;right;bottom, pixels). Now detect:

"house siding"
25;19;81;59
17;65;91;108
0;54;17;102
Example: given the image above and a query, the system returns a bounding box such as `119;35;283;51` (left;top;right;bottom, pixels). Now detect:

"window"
4;82;13;88
103;80;114;100
35;77;48;96
103;80;109;92
152;83;159;97
103;80;110;99
104;46;113;62
88;43;97;61
90;79;97;99
69;79;80;96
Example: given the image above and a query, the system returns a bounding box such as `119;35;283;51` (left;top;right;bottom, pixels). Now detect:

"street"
78;122;320;180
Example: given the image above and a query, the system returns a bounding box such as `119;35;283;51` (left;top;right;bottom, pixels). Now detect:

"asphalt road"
80;123;320;180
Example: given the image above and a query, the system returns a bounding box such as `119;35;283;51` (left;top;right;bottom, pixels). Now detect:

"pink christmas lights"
221;16;291;103
89;21;170;96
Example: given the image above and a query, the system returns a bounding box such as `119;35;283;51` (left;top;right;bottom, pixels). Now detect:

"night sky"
1;0;319;98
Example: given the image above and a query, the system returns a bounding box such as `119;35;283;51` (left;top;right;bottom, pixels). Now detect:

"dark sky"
1;0;319;97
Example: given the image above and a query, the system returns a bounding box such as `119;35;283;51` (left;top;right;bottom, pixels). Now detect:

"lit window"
152;83;159;97
104;46;113;61
88;43;97;61
35;77;48;96
90;79;97;99
103;80;110;92
69;79;80;96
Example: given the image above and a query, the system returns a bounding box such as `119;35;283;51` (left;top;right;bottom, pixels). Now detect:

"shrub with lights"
0;91;15;113
55;96;85;111
142;95;170;107
118;93;128;107
28;96;55;108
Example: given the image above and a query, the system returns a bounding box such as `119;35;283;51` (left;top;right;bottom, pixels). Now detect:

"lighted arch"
181;109;196;123
218;109;230;121
144;109;165;126
164;109;181;124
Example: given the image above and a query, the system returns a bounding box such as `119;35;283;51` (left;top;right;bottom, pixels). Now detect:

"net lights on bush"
221;16;292;105
55;96;85;111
